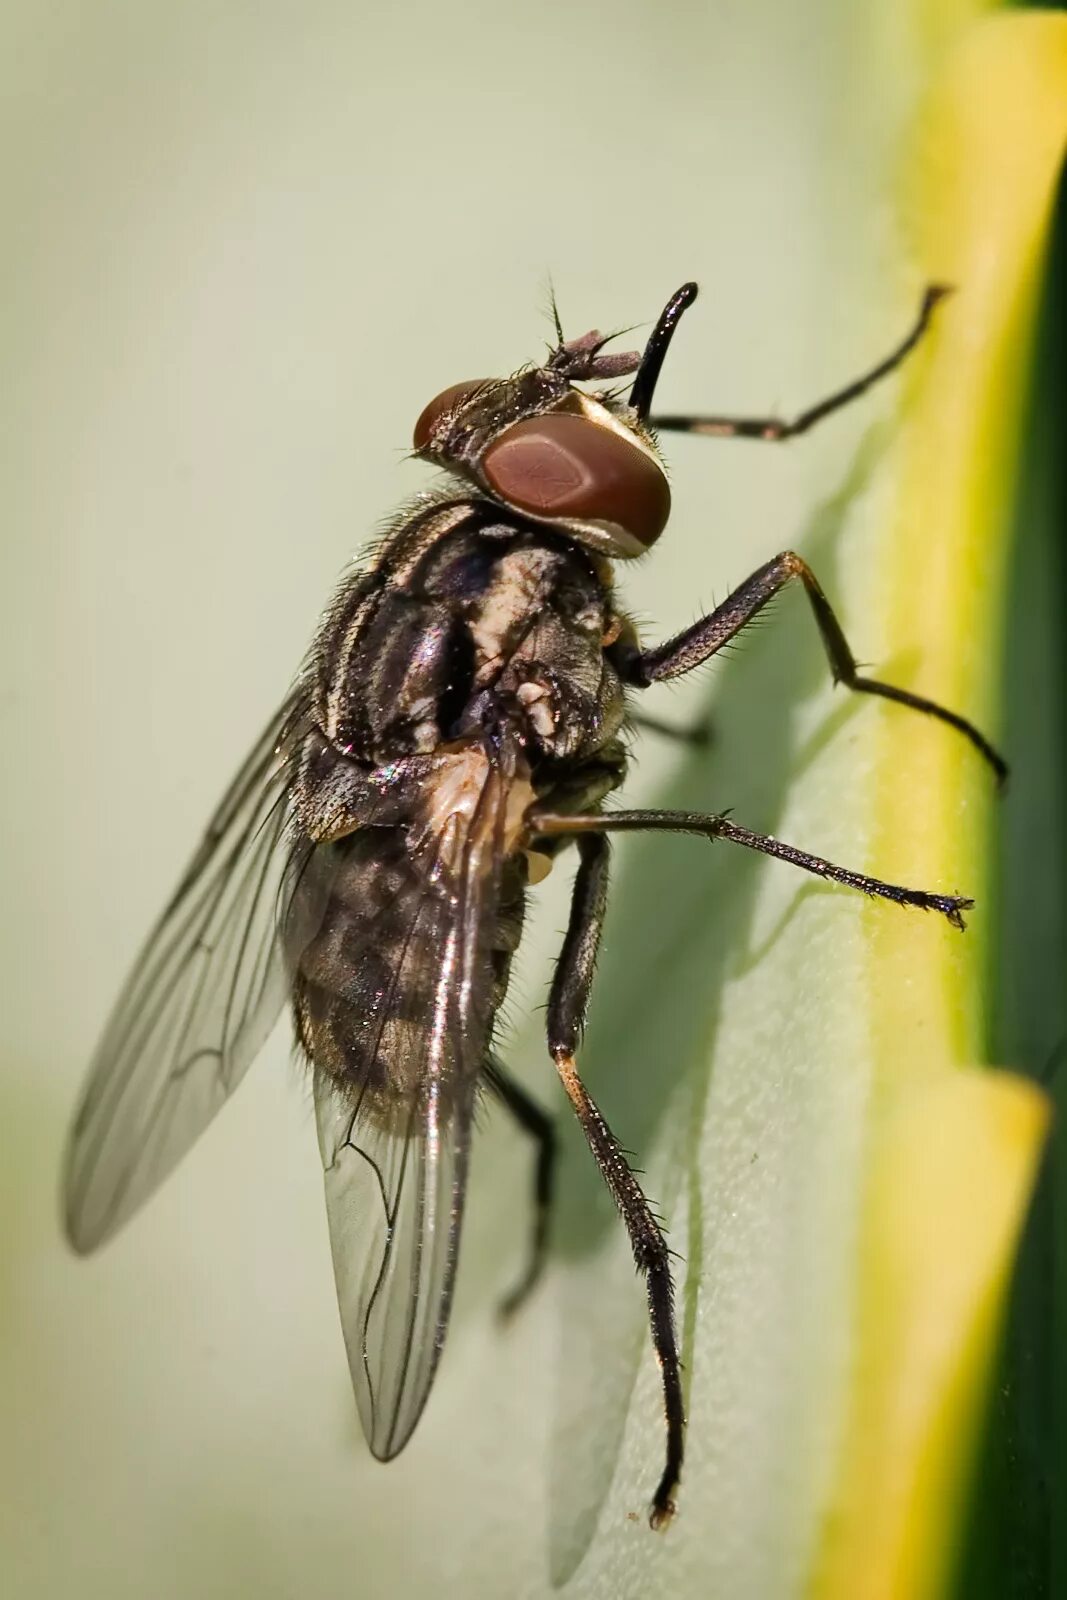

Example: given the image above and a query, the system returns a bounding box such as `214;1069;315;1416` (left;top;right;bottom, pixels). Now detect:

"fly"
64;281;1005;1528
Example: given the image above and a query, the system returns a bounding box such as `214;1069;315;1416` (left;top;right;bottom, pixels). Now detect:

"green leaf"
811;18;1066;1599
541;13;1067;1598
953;118;1067;1600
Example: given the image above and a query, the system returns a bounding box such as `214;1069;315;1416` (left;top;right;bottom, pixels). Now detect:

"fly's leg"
546;833;684;1530
485;1059;557;1319
651;286;948;441
618;550;1006;783
533;810;973;929
627;708;713;748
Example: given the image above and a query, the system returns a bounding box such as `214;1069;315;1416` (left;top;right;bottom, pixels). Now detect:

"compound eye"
413;380;488;451
481;412;670;547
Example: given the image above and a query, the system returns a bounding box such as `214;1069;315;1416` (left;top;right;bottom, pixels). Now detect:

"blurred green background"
2;4;1062;1598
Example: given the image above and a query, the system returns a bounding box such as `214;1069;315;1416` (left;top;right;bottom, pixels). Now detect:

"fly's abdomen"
285;824;524;1123
287;831;439;1111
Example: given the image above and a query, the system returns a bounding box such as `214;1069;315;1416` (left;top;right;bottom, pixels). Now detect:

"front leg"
651;286;948;441
614;551;1006;783
547;833;685;1529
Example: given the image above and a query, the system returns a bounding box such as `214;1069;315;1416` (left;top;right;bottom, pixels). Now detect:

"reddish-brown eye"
481;413;670;547
413;380;487;451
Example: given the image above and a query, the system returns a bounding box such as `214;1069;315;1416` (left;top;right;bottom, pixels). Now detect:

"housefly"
64;282;1005;1528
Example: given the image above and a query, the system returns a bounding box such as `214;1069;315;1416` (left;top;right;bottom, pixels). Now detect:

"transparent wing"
64;692;306;1252
315;1064;475;1461
295;758;513;1459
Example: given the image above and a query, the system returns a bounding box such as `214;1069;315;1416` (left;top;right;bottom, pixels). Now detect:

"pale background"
2;3;928;1597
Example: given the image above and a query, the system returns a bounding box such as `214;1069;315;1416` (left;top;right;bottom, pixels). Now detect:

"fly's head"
412;284;699;560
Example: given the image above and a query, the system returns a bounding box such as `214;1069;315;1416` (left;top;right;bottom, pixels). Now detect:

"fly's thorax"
314;510;626;768
455;536;627;762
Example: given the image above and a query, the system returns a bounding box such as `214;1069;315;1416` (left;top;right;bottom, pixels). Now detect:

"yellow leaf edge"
811;14;1067;1600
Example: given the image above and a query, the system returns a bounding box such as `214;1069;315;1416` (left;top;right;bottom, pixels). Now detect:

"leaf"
542;12;1066;1598
809;13;1067;1599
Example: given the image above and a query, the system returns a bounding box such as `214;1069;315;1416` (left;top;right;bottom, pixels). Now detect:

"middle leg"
627;707;714;748
484;1057;557;1319
617;549;1006;782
